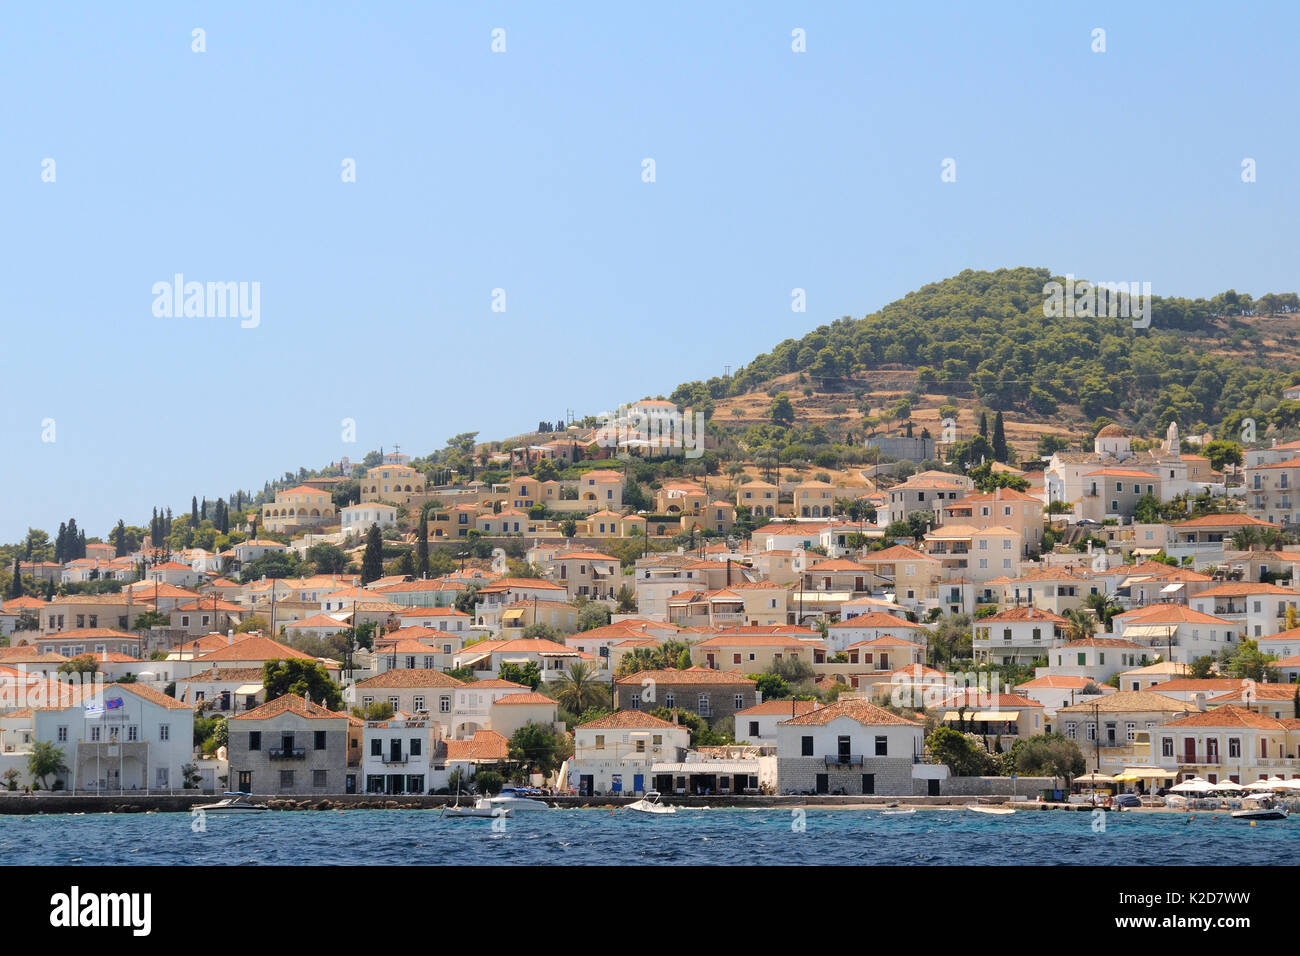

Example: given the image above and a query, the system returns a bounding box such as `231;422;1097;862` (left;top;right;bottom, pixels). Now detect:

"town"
3;395;1300;813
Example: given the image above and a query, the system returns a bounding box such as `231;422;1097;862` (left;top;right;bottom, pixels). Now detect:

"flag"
104;697;124;710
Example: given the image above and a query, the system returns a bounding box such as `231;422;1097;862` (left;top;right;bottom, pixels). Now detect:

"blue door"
633;774;644;794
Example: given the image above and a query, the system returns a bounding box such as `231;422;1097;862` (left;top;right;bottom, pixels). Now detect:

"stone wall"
776;757;915;795
938;776;1057;796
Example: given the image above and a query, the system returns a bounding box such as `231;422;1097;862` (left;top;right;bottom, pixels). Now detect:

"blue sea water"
1;808;1294;866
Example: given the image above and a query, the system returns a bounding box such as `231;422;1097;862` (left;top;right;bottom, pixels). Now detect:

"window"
595;735;605;749
127;725;137;742
801;735;814;756
159;724;169;741
1162;737;1173;757
874;735;888;756
314;731;327;750
413;696;425;712
410;738;422;756
90;726;100;742
1229;738;1241;758
734;695;744;709
388;697;400;710
630;694;641;709
156;768;169;788
749;721;760;737
1125;722;1136;742
664;693;675;709
439;696;451;713
370;738;382;757
56;726;67;742
1086;724;1096;741
313;770;328;788
697;694;711;716
249;731;261;751
280;770;295;790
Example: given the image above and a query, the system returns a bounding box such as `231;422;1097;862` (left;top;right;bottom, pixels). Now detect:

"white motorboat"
482;787;552;812
442;798;512;819
881;808;916;816
1232;796;1289;821
194;792;268;814
625;791;676;815
966;804;1015;815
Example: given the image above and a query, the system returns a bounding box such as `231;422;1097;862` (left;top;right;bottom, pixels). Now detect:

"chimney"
1194;692;1206;712
227;628;234;646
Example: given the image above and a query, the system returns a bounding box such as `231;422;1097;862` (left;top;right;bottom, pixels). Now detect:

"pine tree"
992;411;1008;463
978;412;989;440
361;524;384;584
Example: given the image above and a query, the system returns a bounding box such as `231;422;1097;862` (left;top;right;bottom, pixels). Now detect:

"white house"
561;710;690;796
341;503;398;536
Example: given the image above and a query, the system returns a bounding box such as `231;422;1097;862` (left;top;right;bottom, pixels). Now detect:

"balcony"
824;754;865;767
268;747;306;760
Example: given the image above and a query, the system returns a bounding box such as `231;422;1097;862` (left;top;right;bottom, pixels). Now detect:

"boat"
194;792;268;814
442;799;513;819
965;804;1015;815
482;787;552;812
881;808;916;816
1231;797;1289;821
625;791;676;815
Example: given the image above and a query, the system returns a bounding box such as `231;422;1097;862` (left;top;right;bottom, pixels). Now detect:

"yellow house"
680;501;736;535
262;485;337;533
361;464;426;504
794;480;837;518
582;510;637;537
736;480;780;517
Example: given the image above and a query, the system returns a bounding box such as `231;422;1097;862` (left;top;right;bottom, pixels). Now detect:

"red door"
1183;738;1197;764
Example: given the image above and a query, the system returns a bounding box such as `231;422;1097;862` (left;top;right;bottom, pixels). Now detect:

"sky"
2;1;1298;543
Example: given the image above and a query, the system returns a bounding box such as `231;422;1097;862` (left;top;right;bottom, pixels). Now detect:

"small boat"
442;799;512;819
966;804;1015;815
881;808;916;816
194;792;268;814
482;787;552;813
625;791;676;815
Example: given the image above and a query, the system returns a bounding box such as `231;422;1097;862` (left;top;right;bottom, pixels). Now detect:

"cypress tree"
191;496;199;525
978;412;989;440
8;556;22;598
992;411;1008;463
54;522;67;564
77;530;86;560
361;524;384;584
416;516;430;577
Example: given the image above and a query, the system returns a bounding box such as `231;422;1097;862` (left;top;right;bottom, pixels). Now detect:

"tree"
498;661;542;690
508;722;572;777
307;542;349;575
6;556;21;598
262;659;344;710
991;411;1007;463
752;673;790;700
474;770;504;795
925;726;996;776
131;609;169;632
1010;733;1085;782
978;412;989;440
1189;655;1217;679
57;655;99;676
1063;608;1095;641
1134;493;1162;525
521;622;563;642
615;585;637;613
361;523;384;584
27;740;68;790
560;517;578;539
769;392;795;427
577;602;611;632
549;662;609;714
416;517;430;577
1224;638;1275;682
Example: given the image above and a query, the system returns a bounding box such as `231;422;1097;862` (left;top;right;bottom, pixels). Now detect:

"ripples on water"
0;808;1293;865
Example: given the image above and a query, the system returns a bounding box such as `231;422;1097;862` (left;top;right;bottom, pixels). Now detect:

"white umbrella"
1170;779;1215;793
1243;779;1278;791
1212;780;1244;791
1274;778;1300;791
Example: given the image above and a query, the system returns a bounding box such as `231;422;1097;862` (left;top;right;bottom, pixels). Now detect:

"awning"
1123;624;1177;640
970;711;1020;722
651;761;759;775
1160;583;1185;594
234;683;262;695
941;710;964;721
502;609;526;622
1121;767;1177;780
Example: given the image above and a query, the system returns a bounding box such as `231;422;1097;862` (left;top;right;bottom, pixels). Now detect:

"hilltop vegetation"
670;267;1300;439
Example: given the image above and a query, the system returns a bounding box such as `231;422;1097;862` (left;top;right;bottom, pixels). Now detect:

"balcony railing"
824;754;865;767
268;747;306;760
381;754;409;764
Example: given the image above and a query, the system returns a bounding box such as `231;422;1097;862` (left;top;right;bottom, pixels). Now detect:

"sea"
1;807;1295;865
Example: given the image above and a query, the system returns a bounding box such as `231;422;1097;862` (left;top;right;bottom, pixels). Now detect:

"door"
237;771;252;793
815;773;829;794
862;774;875;795
633;774;644;794
390;739;402;763
1183;738;1197;764
579;775;593;796
928;779;941;797
838;736;851;763
345;774;357;795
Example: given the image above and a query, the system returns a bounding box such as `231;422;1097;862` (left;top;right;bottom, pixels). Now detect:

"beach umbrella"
1243;779;1278;791
1212;781;1244;791
1169;779;1214;793
1075;772;1118;785
1273;778;1300;791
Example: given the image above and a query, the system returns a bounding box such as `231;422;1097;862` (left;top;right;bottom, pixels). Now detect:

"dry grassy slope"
710;312;1300;460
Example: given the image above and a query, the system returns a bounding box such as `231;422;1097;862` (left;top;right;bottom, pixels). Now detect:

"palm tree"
1082;592;1121;631
551;662;608;714
1232;527;1262;552
1063;608;1096;642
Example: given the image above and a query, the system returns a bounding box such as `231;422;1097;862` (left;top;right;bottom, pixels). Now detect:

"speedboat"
482;787;552;812
194;792;268;814
1232;797;1289;821
625;791;676;815
881;808;917;816
966;804;1014;815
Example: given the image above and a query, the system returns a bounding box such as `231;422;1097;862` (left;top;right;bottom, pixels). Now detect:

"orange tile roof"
614;667;756;686
444;730;509;761
779;699;921;727
231;693;349;721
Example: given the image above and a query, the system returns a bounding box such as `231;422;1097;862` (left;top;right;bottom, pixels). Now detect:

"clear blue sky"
3;1;1297;543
